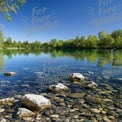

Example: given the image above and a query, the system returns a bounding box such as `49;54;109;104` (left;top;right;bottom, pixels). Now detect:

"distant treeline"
0;29;122;49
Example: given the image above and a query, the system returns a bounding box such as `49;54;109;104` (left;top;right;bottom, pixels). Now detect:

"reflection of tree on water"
112;50;122;66
0;51;4;71
1;49;122;68
110;50;122;78
102;49;122;78
44;49;99;62
3;49;42;58
97;50;122;67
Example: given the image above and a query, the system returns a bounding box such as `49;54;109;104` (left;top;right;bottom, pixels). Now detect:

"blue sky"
0;0;122;42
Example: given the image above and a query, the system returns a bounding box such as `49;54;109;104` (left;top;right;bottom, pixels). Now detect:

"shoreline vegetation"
0;29;122;50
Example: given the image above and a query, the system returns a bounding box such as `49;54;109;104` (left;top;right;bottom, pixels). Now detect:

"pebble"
0;108;5;113
0;118;6;122
73;115;79;119
68;93;85;99
50;114;59;118
91;108;101;113
103;116;111;122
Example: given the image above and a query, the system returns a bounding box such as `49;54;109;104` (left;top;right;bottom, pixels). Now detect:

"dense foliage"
0;0;26;21
0;29;122;49
0;30;4;48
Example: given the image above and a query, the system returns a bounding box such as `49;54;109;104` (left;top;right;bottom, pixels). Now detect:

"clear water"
0;49;122;98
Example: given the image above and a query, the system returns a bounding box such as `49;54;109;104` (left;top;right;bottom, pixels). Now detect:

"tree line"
0;29;122;49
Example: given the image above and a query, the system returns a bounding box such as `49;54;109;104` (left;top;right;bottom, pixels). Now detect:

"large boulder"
69;73;84;82
47;83;69;93
20;94;52;111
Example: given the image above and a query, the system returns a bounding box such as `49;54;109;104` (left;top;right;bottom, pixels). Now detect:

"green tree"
22;41;29;48
31;41;42;49
50;39;58;48
98;31;108;41
111;29;122;48
114;36;122;48
102;36;114;47
4;37;12;47
74;36;80;48
98;31;114;48
12;40;17;47
111;29;122;39
57;40;63;48
79;36;86;48
0;30;4;48
86;35;99;48
17;41;22;48
0;0;26;21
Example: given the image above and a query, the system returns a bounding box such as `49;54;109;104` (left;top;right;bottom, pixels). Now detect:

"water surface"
0;49;122;98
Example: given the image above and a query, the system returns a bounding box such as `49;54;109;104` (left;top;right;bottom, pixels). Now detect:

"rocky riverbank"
0;73;122;122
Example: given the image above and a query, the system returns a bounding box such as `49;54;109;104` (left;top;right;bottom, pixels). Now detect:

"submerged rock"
81;81;97;89
20;94;52;111
102;99;113;103
17;108;36;118
47;83;69;93
69;73;84;82
4;72;16;76
68;93;85;99
85;95;102;104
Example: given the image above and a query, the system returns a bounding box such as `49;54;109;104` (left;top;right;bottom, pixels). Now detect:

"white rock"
0;97;15;104
48;83;69;92
0;108;5;113
0;118;6;122
91;108;101;113
87;81;97;89
51;114;59;118
17;108;35;118
21;94;52;111
69;73;84;81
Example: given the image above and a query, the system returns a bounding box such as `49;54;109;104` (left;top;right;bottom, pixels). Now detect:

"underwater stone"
47;83;69;93
69;73;84;82
68;93;85;99
85;95;102;104
81;81;97;89
20;94;52;111
4;72;16;76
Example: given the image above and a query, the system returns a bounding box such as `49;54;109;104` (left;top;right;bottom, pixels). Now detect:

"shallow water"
0;49;122;97
0;49;122;121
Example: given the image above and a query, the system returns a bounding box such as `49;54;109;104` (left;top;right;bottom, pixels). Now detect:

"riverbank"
0;74;122;122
